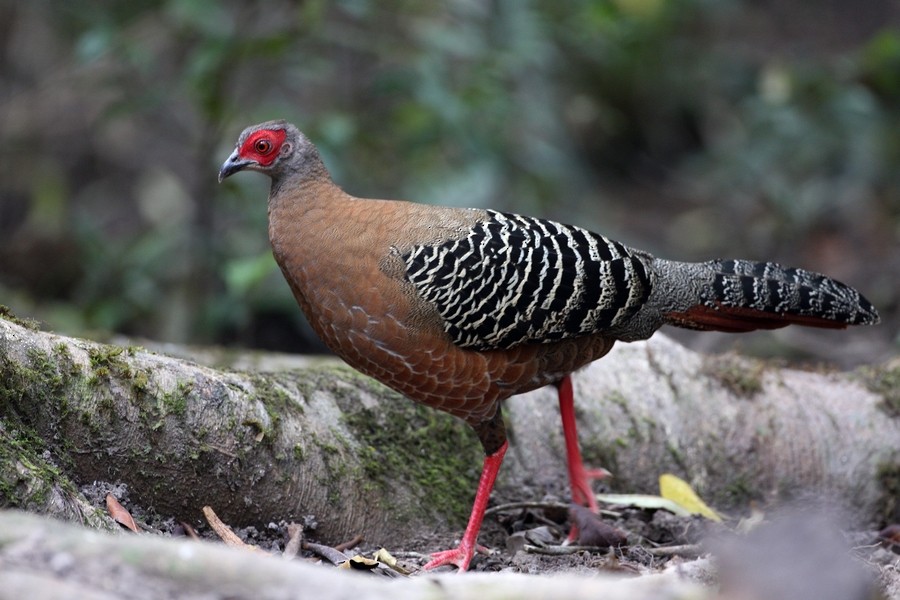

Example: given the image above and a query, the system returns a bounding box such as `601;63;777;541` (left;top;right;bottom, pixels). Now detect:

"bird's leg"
421;439;508;572
556;375;611;541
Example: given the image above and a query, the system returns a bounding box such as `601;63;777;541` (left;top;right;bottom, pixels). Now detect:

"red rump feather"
665;303;850;333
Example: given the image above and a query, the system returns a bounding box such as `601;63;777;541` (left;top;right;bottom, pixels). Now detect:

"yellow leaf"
373;547;397;567
658;474;722;522
374;547;411;575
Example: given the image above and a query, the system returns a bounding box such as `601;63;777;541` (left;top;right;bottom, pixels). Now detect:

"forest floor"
78;475;899;596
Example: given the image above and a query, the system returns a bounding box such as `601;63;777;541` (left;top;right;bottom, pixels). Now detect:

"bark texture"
504;335;900;524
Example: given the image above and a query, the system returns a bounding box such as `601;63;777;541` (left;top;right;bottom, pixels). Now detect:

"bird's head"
218;120;321;184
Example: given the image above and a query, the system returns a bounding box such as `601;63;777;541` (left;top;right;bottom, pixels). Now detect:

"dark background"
1;0;897;367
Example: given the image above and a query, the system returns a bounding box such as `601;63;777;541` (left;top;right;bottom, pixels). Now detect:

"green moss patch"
0;305;40;331
302;365;482;524
875;459;900;524
705;355;765;397
859;363;900;418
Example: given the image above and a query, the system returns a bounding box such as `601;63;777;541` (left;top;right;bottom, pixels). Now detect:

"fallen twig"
334;534;364;553
202;506;259;551
523;544;608;556
386;550;429;561
283;523;304;559
645;544;704;558
530;539;704;559
178;521;200;540
485;500;621;519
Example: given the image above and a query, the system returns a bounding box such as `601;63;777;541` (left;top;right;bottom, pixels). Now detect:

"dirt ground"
78;478;899;596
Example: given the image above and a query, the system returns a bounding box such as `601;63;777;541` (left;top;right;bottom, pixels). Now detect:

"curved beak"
218;150;255;182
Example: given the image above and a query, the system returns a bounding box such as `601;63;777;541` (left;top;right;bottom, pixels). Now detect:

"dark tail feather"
664;259;880;333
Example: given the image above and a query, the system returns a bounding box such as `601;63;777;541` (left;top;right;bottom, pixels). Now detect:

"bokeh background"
1;0;897;368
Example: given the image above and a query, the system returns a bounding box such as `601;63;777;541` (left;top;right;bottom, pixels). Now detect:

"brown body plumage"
220;120;879;571
265;173;617;451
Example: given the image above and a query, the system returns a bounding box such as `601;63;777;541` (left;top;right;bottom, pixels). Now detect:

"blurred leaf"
595;493;692;516
165;0;231;37
659;473;722;522
318;113;357;146
224;252;279;296
613;0;666;20
862;30;900;99
28;161;68;235
75;28;113;62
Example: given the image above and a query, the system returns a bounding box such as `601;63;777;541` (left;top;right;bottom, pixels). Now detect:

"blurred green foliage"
0;0;896;364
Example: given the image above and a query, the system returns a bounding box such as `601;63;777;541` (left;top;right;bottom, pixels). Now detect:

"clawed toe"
422;546;475;571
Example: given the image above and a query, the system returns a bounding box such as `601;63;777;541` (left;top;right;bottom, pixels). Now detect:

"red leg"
422;440;508;572
557;375;611;540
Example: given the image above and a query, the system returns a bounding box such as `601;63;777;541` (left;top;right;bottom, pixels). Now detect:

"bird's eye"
255;139;273;154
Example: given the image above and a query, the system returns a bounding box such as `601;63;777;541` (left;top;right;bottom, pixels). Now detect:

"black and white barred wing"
402;210;652;351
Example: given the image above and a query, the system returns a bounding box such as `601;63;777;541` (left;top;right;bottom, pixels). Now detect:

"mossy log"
0;317;484;545
0;316;897;547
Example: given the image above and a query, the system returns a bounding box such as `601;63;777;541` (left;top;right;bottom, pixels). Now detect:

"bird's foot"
422;441;507;572
566;464;612;543
422;543;489;571
570;465;612;511
583;467;614;481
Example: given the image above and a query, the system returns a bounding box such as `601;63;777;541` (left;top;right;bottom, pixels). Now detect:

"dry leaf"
595;493;691;516
303;540;349;565
105;493;139;533
506;531;531;555
349;555;379;570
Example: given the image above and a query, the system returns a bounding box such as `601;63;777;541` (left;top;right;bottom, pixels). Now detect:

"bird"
218;120;880;571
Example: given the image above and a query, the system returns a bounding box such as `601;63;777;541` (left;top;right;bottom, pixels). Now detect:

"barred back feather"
402;210;652;350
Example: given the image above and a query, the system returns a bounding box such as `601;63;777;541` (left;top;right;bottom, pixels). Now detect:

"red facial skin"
239;129;287;166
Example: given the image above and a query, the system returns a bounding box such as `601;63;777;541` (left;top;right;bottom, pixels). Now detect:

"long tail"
659;258;880;333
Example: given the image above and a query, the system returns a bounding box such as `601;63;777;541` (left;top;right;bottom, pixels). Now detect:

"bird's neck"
267;176;355;261
268;160;331;199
